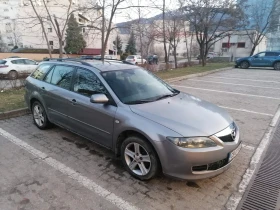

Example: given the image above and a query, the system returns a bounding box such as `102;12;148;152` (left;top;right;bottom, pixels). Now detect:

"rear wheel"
121;136;159;180
8;70;18;80
240;61;249;69
32;101;51;129
274;62;280;70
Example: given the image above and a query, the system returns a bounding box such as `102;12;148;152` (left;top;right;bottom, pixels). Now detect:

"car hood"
129;93;233;137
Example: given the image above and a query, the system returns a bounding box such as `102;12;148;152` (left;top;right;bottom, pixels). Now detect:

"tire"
32;101;51;130
240;61;249;69
121;136;159;180
274;62;280;70
8;70;18;80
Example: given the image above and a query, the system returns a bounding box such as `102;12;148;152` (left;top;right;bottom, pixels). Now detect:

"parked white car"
0;58;38;79
125;55;147;65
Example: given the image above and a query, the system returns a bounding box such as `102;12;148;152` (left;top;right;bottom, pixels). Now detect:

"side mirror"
90;94;109;104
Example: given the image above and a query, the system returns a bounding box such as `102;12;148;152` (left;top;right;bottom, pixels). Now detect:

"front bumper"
155;127;241;180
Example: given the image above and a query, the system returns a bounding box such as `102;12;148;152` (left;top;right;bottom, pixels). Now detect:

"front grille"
192;158;229;172
219;134;234;142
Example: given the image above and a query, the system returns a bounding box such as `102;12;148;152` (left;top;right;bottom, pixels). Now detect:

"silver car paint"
25;61;241;180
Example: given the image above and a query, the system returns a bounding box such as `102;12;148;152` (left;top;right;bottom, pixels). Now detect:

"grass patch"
155;63;233;80
0;88;26;113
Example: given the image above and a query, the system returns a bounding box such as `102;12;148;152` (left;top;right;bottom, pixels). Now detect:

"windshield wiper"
125;99;154;105
155;92;179;101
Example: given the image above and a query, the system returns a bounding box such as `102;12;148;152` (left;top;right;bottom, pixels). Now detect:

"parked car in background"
147;55;158;64
125;55;147;65
93;55;115;60
25;59;241;181
235;51;280;70
0;58;38;79
196;52;217;60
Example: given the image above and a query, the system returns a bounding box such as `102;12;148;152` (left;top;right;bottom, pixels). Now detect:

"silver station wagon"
25;59;242;180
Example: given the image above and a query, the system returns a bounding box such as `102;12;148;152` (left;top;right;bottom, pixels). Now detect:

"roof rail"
49;58;93;67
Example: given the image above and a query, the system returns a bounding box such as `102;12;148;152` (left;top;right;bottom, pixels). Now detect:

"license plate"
229;143;242;162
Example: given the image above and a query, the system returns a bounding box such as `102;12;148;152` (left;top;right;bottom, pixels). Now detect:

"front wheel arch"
116;130;162;169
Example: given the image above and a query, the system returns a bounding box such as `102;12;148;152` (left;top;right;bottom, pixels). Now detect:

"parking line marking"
173;85;280;100
219;106;273;117
205;76;280;84
241;144;255;151
0;128;139;210
187;79;280;90
226;105;280;210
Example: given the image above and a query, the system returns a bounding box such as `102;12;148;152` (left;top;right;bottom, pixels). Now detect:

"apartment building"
0;0;115;54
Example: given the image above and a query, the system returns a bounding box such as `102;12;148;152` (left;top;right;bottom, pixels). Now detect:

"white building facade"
0;0;115;54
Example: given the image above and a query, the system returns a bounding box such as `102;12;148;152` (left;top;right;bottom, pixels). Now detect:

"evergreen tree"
64;14;86;54
125;31;137;55
113;35;123;55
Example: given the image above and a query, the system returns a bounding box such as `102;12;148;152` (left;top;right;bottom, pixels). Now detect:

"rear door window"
44;65;75;90
11;59;25;64
24;59;36;65
31;63;53;80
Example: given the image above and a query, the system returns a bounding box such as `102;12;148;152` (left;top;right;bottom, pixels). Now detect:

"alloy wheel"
33;104;45;127
275;62;280;70
124;142;151;176
240;61;249;69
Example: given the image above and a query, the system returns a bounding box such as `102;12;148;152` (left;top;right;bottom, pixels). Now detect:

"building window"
48;28;52;32
222;43;229;48
49;41;53;46
8;43;13;46
237;42;245;48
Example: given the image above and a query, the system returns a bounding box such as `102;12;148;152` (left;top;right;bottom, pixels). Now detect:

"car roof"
42;59;139;72
4;58;30;61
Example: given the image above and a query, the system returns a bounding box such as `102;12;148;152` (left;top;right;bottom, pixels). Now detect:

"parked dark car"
147;55;158;64
25;59;241;181
235;51;280;70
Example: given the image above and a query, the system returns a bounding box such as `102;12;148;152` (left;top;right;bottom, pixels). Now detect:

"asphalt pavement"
1;67;280;210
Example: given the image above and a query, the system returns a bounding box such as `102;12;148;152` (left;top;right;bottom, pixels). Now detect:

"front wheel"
121;136;159;180
240;61;249;69
274;62;280;70
32;101;51;129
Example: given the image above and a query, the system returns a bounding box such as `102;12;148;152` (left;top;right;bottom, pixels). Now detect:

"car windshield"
0;60;7;64
102;68;179;104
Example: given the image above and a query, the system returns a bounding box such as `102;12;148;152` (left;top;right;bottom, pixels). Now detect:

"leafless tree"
165;13;185;68
180;0;243;66
240;0;280;55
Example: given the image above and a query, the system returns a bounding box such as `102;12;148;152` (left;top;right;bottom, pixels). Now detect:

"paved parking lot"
0;68;280;210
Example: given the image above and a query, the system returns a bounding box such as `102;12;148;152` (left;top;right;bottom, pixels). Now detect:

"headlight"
166;137;217;148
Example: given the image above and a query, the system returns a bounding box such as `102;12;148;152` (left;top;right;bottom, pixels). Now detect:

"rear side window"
11;59;25;64
0;60;7;64
31;63;53;80
24;59;36;65
44;65;74;90
127;56;134;59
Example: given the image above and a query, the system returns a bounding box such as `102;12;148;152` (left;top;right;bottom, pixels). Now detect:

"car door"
10;59;26;73
67;67;117;148
262;52;278;67
250;52;266;67
24;59;38;73
41;64;76;130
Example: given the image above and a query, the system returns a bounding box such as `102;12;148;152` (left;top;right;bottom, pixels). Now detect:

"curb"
164;66;233;83
0;108;30;120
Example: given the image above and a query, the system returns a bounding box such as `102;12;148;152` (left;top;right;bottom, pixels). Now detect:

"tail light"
0;65;8;68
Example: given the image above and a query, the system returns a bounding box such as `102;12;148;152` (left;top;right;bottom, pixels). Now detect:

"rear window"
31;63;53;80
127;56;134;59
0;60;7;65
